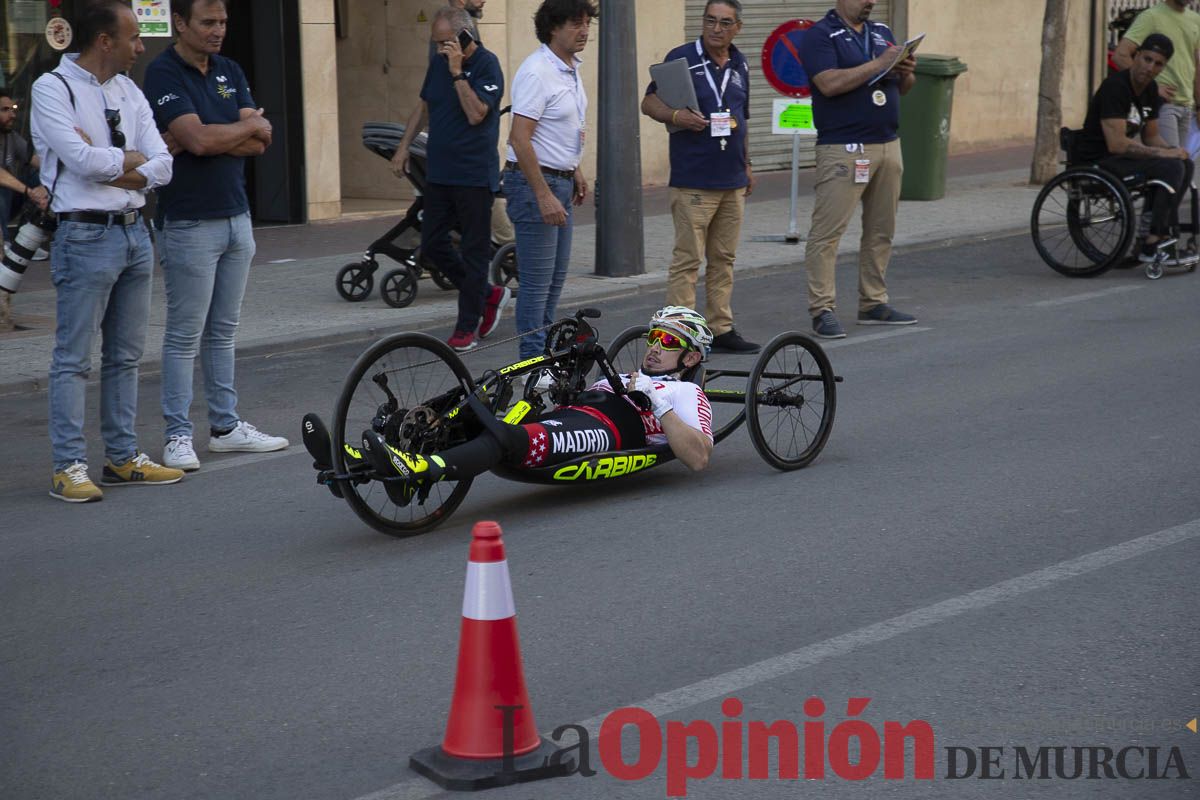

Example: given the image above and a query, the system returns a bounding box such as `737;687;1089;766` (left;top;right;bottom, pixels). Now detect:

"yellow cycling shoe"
100;453;184;486
361;430;437;506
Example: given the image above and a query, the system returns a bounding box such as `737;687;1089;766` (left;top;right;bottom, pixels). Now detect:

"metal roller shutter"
684;0;891;171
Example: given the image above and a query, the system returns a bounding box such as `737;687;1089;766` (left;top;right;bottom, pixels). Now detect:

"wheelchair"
1030;127;1200;280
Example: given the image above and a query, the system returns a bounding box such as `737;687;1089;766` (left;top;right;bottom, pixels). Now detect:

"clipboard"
649;57;700;133
868;33;925;86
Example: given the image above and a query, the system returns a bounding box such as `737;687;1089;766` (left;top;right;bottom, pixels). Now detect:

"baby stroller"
336;122;519;309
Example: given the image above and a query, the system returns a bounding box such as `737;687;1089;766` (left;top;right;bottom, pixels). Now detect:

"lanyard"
857;21;873;61
695;38;732;108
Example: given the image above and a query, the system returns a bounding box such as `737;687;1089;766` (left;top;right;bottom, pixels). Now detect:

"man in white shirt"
31;0;180;503
505;0;597;361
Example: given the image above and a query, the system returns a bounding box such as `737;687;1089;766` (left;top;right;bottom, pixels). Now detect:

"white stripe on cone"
462;561;517;621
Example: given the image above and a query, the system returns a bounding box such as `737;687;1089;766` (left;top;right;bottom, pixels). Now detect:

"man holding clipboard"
799;0;918;339
641;0;760;354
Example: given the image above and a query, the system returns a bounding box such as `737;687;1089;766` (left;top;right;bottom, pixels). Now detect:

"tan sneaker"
50;462;104;503
100;452;184;486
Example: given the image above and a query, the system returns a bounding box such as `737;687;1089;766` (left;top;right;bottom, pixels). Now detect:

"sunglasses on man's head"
105;108;125;148
647;328;688;351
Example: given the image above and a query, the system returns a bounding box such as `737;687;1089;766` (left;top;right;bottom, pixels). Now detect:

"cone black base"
409;737;570;791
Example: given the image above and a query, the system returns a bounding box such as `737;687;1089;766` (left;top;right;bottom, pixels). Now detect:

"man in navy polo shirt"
799;0;917;339
391;6;508;352
642;0;760;354
145;0;288;471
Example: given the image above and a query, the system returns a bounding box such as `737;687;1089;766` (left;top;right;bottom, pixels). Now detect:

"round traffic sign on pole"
761;19;815;98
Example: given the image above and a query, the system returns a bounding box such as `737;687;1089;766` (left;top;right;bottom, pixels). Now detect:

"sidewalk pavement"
0;145;1037;395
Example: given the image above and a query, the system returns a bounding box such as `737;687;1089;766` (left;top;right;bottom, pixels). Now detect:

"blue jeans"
160;213;255;439
48;219;153;469
504;169;574;359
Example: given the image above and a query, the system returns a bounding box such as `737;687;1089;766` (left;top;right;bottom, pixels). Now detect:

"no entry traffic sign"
761;19;815;98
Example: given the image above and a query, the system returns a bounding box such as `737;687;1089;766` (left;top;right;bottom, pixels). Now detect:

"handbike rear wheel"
746;332;836;470
332;333;476;536
607;324;744;443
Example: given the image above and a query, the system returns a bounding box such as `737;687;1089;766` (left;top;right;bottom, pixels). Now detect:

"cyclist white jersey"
587;374;714;445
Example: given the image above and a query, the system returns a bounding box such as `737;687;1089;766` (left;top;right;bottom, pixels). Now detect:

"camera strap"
46;71;77;202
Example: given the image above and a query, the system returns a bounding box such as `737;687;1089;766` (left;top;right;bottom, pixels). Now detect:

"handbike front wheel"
606;324;744;443
332;333;476;536
746;332;837;470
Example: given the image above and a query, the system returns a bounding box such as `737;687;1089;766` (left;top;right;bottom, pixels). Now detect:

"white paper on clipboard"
650;57;701;134
868;32;925;86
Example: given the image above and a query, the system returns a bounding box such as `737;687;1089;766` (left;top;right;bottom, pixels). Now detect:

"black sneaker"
857;304;917;326
812;310;846;339
710;328;761;354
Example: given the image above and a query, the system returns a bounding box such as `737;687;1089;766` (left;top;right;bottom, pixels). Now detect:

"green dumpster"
898;54;968;201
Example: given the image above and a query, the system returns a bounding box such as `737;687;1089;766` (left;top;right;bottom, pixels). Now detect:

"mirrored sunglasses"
647;328;688;350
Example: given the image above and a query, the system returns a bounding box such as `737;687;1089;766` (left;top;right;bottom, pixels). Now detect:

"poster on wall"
134;0;173;37
10;0;48;34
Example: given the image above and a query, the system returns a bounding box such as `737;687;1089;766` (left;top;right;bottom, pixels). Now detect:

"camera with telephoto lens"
0;206;56;294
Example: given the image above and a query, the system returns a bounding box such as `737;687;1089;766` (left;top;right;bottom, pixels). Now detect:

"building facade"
2;0;1121;222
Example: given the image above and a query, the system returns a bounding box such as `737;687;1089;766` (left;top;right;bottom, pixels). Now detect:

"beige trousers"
491;196;515;245
804;139;903;317
667;187;745;336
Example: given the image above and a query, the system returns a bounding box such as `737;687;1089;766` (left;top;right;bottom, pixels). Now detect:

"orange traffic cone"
409;521;570;790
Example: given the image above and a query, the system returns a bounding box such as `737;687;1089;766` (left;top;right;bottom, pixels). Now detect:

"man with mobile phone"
391;6;508;352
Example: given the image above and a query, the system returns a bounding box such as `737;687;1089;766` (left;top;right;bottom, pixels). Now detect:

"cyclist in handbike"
359;306;716;505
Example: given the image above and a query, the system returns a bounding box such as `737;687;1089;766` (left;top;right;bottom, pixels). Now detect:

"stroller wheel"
337;262;375;302
489;241;519;291
381;267;419;308
425;259;457;291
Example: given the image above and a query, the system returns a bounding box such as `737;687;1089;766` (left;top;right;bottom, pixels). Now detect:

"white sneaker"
209;421;290;453
163;435;201;471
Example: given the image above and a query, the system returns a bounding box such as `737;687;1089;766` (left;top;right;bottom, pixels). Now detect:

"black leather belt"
58;209;142;226
505;161;575;181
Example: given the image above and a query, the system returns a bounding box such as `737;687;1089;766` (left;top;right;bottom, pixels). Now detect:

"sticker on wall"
418;10;427;22
45;17;72;51
134;0;173;37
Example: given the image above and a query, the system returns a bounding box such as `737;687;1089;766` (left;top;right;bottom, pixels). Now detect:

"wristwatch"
452;73;468;82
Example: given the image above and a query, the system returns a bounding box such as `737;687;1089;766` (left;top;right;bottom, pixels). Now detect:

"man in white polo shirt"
505;0;598;361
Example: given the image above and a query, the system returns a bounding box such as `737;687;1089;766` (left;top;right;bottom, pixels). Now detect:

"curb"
0;226;1029;398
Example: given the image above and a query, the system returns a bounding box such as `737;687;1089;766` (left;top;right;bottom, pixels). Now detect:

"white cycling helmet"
649;305;714;361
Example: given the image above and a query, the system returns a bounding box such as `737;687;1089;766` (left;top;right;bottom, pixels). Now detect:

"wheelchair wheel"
332;333;476;536
336;261;376;302
1031;170;1134;277
381;267;419;308
746;332;836;471
607;325;744;443
489;242;519;291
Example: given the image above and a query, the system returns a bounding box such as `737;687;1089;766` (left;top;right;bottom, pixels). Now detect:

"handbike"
303;308;841;536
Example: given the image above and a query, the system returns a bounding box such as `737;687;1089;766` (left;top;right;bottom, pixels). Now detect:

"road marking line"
192;449;303;475
267;258;298;264
821;325;932;349
352;516;1200;800
1030;285;1144;308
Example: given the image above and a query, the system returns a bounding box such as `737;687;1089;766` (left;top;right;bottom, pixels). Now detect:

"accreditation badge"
871;90;887;107
710;111;732;138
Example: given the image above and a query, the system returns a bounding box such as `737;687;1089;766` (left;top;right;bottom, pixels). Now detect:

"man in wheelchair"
358;306;716;506
1077;33;1195;264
